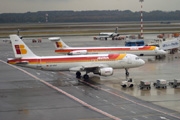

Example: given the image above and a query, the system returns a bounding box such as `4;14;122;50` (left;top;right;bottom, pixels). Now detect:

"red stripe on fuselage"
8;54;121;64
40;54;120;62
138;46;151;50
55;46;153;53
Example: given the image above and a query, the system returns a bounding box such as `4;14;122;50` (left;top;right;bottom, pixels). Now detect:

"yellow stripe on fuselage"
115;54;127;60
149;46;156;50
8;61;16;64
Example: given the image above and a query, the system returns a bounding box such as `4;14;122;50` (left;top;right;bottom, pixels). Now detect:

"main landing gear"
76;71;81;79
83;74;89;80
76;71;89;81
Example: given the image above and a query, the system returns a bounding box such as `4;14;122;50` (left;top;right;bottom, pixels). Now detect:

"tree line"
0;10;180;23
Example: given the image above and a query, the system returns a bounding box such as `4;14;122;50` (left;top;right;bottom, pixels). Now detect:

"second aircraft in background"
49;37;167;56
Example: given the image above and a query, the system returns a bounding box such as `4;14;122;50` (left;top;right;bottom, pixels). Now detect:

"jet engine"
94;67;113;76
68;50;87;55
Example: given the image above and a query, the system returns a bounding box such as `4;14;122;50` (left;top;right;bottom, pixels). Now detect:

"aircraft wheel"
83;74;89;80
125;69;129;77
76;71;81;79
126;72;129;76
129;84;134;88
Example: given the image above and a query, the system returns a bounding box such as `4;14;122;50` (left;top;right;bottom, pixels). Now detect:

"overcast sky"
0;0;180;13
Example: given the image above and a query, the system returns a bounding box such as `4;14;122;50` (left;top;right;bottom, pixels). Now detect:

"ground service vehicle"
139;80;151;90
153;79;167;89
125;41;145;46
169;79;180;88
121;78;134;88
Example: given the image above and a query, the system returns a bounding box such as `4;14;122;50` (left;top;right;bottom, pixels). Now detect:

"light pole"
139;0;144;39
46;14;48;23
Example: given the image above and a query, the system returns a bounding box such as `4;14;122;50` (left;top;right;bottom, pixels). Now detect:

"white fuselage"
9;54;145;71
56;46;167;56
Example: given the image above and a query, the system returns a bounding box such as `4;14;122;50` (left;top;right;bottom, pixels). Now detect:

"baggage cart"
154;79;167;89
139;80;151;89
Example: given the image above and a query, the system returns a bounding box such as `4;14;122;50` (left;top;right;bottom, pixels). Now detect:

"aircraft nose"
161;50;167;55
139;59;145;66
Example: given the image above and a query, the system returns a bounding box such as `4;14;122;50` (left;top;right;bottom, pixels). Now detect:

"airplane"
93;27;119;40
49;37;167;56
7;35;145;80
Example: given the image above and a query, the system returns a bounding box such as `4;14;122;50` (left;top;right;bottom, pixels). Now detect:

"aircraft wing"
69;64;109;72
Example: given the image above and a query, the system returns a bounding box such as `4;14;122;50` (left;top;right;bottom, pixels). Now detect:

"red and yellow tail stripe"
15;45;27;54
56;42;63;48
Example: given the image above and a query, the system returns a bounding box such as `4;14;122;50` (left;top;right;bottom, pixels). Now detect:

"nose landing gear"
125;68;129;77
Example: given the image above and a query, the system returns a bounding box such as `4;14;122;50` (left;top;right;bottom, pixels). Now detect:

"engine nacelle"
94;67;113;76
68;50;87;55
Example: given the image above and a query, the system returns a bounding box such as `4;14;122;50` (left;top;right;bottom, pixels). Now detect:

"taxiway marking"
131;111;136;114
78;79;180;119
111;103;116;106
0;60;121;120
142;115;148;119
96;96;100;99
61;72;180;120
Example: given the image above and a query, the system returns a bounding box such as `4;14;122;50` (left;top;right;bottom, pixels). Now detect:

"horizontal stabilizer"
49;37;69;49
49;37;61;41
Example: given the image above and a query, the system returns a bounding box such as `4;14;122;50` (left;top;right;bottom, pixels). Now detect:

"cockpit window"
135;57;140;60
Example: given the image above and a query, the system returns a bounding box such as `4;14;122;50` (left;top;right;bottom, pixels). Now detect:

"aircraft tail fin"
49;37;69;49
9;34;37;58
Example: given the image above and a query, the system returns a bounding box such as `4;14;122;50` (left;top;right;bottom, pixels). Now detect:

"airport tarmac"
1;22;180;37
0;36;180;120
